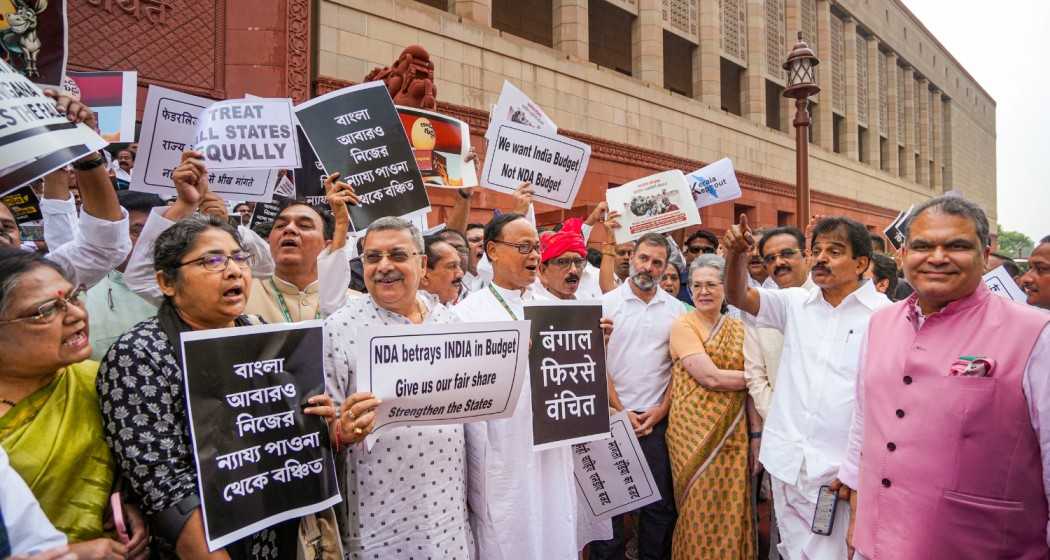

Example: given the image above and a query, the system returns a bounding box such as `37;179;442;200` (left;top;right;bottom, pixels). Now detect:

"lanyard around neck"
488;284;519;320
271;278;321;322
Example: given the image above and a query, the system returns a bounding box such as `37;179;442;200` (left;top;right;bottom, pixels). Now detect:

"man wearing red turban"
537;218;592;300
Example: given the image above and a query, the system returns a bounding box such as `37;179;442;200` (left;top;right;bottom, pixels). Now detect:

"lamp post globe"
782;31;821;228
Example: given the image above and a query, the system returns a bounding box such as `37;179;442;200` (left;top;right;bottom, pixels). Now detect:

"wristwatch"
72;151;105;171
749;431;763;439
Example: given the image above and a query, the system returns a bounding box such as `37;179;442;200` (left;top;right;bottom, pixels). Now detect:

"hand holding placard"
43;88;98;131
338;392;381;444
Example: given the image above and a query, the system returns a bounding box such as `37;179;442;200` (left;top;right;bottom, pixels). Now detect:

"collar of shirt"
490;281;534;304
618;278;673;307
802;277;885;311
367;292;438;323
271;274;319;295
906;282;991;328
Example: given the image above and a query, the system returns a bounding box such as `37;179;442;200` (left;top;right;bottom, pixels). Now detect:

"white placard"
355;320;531;446
193;98;300;170
573;411;662;519
687;157;741;209
983;265;1029;305
131;86;277;202
883;204;914;251
487;81;557;138
482;122;591;209
606;170;701;244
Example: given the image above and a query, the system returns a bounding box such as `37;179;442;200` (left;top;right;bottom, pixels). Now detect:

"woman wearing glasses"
0;248;146;559
665;254;761;559
96;213;335;559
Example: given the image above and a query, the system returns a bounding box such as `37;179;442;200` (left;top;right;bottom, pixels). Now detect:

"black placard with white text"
523;301;610;450
181;321;341;551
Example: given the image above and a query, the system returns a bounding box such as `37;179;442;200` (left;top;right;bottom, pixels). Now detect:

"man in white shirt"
593;232;687;560
724;214;889;559
454;213;581;560
0;446;67;558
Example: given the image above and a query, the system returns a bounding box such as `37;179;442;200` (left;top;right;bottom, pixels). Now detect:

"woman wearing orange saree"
666;254;760;559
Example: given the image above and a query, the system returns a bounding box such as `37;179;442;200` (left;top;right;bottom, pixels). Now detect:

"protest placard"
295;81;430;230
0;185;42;223
290;126;328;205
397;106;478;187
66;70;137;142
573;411;662;519
0;0;67;86
248;198;286;233
132;85;277;202
194;98;300;170
355;320;530;444
523;301;610;450
687;158;742;209
983;265;1029;305
606;170;701;244
181;321;341;552
482;122;590;209
487;80;557;138
883;204;914;251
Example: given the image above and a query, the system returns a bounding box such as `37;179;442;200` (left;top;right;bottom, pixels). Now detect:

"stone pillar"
453;0;491;27
694;0;722;107
916;75;930;187
632;0;664;86
941;98;953;189
884;51;900;177
553;0;588;60
865;35;881;167
744;0;767;125
901;65;916;182
842;18;859;160
931;88;943;190
814;0;834;151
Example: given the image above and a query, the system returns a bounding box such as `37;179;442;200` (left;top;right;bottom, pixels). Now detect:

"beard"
629;264;656;291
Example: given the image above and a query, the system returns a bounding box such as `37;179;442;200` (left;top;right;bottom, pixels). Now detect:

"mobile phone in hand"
811;485;838;536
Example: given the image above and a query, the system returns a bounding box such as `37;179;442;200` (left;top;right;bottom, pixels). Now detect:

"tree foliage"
997;224;1034;257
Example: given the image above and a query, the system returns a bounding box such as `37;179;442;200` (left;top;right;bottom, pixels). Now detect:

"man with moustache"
454;213;582;560
536;218;603;301
323;217;473;558
1020;236;1050;310
125;153;357;323
420;235;465;305
592;232;687;560
463;222;485;289
837;197;1050;559
725;215;889;560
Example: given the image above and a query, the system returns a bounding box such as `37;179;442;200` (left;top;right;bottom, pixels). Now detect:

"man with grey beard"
592;232;687;560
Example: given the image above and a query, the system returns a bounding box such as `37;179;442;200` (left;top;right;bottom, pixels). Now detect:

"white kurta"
453;283;580;560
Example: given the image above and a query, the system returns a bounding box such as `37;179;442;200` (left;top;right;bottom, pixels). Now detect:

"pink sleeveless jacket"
854;284;1050;559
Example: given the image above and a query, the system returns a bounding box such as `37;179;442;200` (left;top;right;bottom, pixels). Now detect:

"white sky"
901;0;1049;244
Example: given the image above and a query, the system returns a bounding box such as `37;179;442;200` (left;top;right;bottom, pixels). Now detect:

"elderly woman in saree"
0;248;149;560
96;154;337;559
665;254;761;559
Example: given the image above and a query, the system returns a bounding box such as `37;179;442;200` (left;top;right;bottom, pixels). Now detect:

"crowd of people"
1;85;1048;560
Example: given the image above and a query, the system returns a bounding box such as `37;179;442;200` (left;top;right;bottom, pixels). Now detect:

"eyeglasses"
491;240;541;255
691;281;723;293
177;251;254;272
363;249;421;264
762;248;803;265
547;256;586;270
0;285;87;325
687;245;717;255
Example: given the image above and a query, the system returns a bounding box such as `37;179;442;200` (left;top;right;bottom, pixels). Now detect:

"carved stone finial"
363;45;437;110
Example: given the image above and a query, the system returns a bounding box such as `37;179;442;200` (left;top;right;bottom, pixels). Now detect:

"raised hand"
324;172;360;217
722;213;755;256
43;88;98;131
198;191;228;221
172;150;210;208
511;182;534;214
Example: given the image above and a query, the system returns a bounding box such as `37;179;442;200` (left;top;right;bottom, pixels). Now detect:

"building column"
632;0;664;85
553;0;588;60
884;51;900;177
743;0;767;125
865;35;881;168
916;75;930;187
843;18;859;160
901;65;916;182
931;88;943;191
814;0;834;151
694;0;721;107
942;97;953;189
453;0;491;27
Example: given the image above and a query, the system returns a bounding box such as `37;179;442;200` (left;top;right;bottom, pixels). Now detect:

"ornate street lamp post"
783;31;821;229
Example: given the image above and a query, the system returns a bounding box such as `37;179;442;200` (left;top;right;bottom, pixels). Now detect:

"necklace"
488;284;519;320
1;398;16;407
271;278;321;322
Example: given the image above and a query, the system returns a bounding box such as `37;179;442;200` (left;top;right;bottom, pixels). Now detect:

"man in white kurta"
454;213;580;560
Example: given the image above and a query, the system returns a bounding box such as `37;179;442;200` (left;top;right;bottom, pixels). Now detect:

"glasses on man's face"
362;249;421;264
762;248;803;265
687;245;716;255
178;251;254;272
0;285;87;325
548;256;586;270
492;240;541;255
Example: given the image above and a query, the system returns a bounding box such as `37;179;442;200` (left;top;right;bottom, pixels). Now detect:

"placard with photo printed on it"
66;70;138;143
605;170;701;244
1;0;68;87
397;106;478;188
523;301;610;451
180;321;341;552
294;81;430;230
0;185;42;223
486;80;558;139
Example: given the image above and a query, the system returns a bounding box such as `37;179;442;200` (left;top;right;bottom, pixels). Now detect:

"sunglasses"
687;245;717;254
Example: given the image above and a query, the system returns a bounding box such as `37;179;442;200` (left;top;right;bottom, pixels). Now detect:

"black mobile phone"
811;484;838;536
